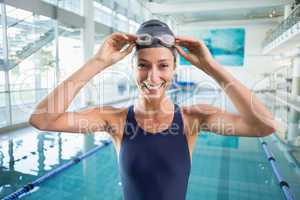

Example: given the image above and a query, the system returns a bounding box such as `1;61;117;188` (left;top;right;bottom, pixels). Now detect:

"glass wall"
94;0;141;32
42;0;82;15
94;1;113;28
0;4;8;128
0;5;11;127
0;4;3;61
9;40;56;124
4;5;57;124
58;27;83;81
0;0;142;129
58;25;84;110
0;71;8;128
5;6;35;63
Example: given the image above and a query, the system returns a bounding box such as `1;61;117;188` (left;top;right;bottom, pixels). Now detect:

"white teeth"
144;82;163;89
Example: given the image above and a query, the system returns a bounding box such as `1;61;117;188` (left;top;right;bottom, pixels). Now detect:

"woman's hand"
175;36;215;73
93;32;137;68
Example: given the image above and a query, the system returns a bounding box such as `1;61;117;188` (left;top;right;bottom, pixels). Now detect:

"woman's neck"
136;95;173;116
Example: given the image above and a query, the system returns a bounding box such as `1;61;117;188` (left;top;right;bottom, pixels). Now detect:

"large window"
0;4;3;61
0;0;141;129
9;41;56;124
5;5;36;65
0;71;8;128
58;25;84;110
0;5;10;127
5;5;57;124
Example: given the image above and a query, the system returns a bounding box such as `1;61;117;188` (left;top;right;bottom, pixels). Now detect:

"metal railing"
264;5;300;46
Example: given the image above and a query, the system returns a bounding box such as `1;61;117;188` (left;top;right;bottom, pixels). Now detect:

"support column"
54;20;60;85
1;3;13;126
81;0;96;187
33;15;43;103
34;52;42;103
127;0;130;32
287;56;300;144
291;56;300;96
111;1;117;33
82;0;95;62
81;0;95;107
284;4;292;19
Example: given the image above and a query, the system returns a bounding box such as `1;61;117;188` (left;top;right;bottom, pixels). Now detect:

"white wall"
176;19;281;90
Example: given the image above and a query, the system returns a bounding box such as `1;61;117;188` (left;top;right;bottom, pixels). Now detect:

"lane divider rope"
3;140;111;200
259;138;295;200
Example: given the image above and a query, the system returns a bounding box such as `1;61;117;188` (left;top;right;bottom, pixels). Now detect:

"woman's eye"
160;64;169;68
138;63;146;68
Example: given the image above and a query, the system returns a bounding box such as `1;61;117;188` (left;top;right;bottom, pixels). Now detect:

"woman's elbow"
29;115;49;131
257;124;276;137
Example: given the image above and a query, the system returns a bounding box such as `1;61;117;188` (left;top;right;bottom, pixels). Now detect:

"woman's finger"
119;43;136;59
176;40;195;50
124;33;138;42
175;36;197;43
175;36;201;49
175;45;191;62
110;33;129;44
112;32;137;43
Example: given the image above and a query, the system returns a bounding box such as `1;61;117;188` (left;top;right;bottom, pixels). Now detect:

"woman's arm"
29;33;136;134
175;36;277;137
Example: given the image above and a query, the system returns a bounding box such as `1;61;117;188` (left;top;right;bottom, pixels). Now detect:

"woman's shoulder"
180;103;218;117
90;105;130;128
180;104;203;118
179;104;214;131
93;105;131;146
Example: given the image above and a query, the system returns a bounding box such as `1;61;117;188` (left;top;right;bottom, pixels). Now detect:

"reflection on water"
199;132;239;149
0;130;110;198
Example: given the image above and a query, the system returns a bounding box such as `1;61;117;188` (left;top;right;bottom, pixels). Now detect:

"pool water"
14;133;284;200
1;91;299;199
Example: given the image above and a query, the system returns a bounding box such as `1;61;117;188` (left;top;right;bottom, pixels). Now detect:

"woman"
29;20;276;200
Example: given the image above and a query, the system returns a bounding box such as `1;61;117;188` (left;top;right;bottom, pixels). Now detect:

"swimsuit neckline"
132;103;176;135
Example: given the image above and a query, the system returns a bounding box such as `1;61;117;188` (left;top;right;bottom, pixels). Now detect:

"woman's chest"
119;133;191;175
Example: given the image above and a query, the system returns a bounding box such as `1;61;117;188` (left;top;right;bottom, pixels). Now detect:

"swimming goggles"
136;33;175;48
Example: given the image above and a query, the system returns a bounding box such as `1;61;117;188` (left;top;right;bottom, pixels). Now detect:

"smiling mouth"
143;81;166;90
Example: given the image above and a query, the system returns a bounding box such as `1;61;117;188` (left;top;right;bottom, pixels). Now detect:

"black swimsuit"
119;103;191;200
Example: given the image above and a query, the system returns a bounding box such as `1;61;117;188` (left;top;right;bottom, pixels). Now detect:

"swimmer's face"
134;47;176;100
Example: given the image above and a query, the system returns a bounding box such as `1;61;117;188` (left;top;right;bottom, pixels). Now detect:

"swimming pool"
1;91;299;199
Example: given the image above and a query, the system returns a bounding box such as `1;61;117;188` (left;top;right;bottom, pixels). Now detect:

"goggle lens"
156;34;175;47
136;34;175;48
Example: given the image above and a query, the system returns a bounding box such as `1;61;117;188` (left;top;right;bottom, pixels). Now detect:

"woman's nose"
147;67;161;83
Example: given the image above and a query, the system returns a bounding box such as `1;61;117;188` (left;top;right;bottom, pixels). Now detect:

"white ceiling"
141;0;294;24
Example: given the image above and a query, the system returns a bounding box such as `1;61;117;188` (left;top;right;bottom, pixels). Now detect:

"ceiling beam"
147;0;293;14
3;0;122;35
178;17;282;29
3;0;84;28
